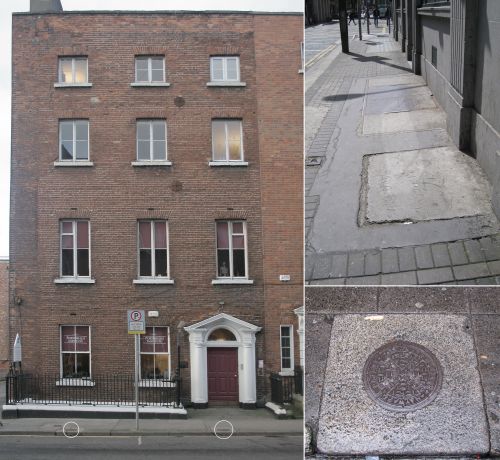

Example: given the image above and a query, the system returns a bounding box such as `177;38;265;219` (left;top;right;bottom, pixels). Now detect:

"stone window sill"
131;161;172;167
279;370;295;377
133;278;174;285
139;380;176;388
54;83;93;88
130;82;171;87
206;81;246;87
56;378;95;387
208;161;248;167
212;279;254;285
54;161;94;167
54;278;95;284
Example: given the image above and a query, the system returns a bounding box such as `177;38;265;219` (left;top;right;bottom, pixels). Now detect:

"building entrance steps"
305;30;500;285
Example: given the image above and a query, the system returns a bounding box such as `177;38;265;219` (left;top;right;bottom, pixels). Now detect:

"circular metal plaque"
362;340;443;412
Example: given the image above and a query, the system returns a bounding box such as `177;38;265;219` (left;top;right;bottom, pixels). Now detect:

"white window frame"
280;325;294;375
137;220;170;280
58;57;89;84
58;120;89;162
59;220;91;279
59;325;92;380
139;326;171;381
215;221;249;280
210;56;240;82
211;119;244;162
136;120;168;162
135;56;165;83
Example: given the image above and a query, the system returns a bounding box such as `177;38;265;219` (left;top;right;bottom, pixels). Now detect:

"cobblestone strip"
306;235;500;285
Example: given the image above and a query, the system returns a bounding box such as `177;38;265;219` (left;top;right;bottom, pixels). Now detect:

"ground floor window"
140;326;170;379
280;325;294;373
60;325;91;378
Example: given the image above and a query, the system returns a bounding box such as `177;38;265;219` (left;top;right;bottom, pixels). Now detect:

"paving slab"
316;314;489;455
362;108;446;135
364;147;493;224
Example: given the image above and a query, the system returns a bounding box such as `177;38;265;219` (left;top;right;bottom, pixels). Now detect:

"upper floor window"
212;120;243;162
58;57;88;84
216;221;247;278
140;326;170;380
60;325;91;379
135;56;165;83
59;120;89;162
210;56;240;82
60;220;90;279
137;120;167;162
138;220;169;279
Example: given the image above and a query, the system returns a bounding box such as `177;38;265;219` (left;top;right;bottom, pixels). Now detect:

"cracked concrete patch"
316;314;489;455
362;146;493;224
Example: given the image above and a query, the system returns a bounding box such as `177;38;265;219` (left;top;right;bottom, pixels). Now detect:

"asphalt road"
0;435;303;460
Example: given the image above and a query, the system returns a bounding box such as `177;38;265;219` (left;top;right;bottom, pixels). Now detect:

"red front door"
207;348;238;402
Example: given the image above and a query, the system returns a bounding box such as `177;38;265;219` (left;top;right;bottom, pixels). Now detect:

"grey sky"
0;0;303;258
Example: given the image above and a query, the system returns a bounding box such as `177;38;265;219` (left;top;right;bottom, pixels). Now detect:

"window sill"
206;81;247;87
53;83;93;88
298;69;304;74
139;380;175;388
212;279;254;285
54;161;94;167
131;161;172;167
56;378;95;387
279;370;295;377
208;161;248;167
130;82;171;87
133;278;174;285
54;278;95;284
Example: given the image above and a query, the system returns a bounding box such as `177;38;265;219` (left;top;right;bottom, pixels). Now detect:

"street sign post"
127;310;145;430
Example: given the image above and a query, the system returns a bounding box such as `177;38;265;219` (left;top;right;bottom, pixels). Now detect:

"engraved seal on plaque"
362;340;443;412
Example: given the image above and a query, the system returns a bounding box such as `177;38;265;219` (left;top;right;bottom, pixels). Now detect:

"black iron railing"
270;369;302;405
6;374;182;407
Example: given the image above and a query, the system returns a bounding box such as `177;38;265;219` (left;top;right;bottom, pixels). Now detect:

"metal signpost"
127;310;145;430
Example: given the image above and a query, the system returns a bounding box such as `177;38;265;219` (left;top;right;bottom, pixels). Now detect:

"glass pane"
136;58;149;70
141;328;155;353
136;69;149;82
152;122;165;141
226;58;238;80
211;58;224;80
76;221;88;248
140;249;152;276
153;327;169;353
151;68;163;82
61;141;73;160
75;141;88;160
75;326;90;352
281;337;291;347
62;221;73;233
232;222;243;234
281;326;290;337
75;353;90;377
61;326;75;352
154;249;167;276
137;122;150;141
216;222;229;248
62;249;74;276
140;354;155;379
139;222;151;248
208;328;236;341
59;59;73;83
233;249;246;277
282;357;291;369
75;121;88;141
62;353;76;377
152;140;166;160
74;59;87;83
155;354;169;379
77;249;89;276
154;222;166;248
151;58;163;70
212;121;226;160
232;235;244;249
137;140;150;160
217;249;230;277
62;234;73;249
227;121;241;160
60;122;73;140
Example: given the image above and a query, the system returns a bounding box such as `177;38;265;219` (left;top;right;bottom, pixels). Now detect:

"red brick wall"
0;260;9;362
10;11;303;401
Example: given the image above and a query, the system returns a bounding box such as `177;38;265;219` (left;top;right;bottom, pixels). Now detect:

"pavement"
305;286;500;457
305;22;500;285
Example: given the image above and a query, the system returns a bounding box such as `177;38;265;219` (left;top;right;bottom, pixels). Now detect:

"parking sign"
127;310;145;334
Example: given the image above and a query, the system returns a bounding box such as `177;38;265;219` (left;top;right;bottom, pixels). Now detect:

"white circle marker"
62;421;80;438
213;420;234;440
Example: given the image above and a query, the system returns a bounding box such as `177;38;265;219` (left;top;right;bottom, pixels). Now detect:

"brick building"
9;0;303;411
0;258;9;376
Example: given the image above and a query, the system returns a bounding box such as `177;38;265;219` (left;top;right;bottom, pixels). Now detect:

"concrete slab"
363;146;493;224
368;75;426;87
316;314;489;455
364;94;436;115
362;108;446;135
